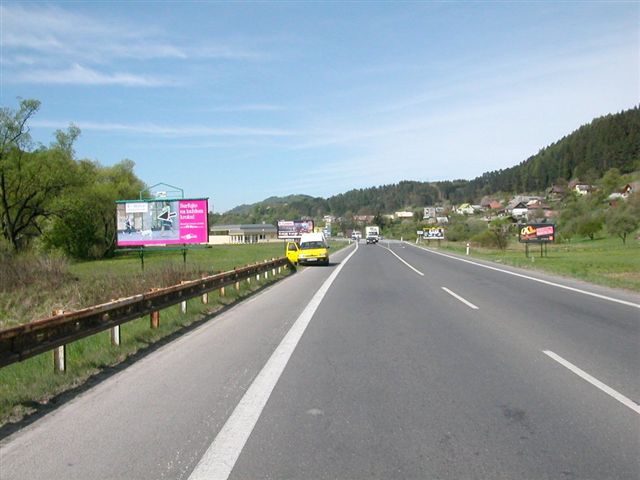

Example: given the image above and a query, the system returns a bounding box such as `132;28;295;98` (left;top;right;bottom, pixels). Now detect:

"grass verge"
421;235;640;292
0;269;289;427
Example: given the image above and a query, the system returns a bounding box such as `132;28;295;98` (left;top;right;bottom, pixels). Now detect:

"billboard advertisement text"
116;198;208;246
423;227;445;240
277;220;314;239
519;224;555;243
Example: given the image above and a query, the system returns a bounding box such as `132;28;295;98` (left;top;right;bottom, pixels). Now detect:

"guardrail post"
202;292;208;304
52;309;66;373
220;286;225;297
256;273;260;282
111;325;121;346
181;300;187;314
54;345;66;373
150;310;160;329
235;281;240;291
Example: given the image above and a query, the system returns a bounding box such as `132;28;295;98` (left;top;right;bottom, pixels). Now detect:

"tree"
487;217;513;250
0;100;80;250
575;211;604;240
43;159;146;258
605;197;640;245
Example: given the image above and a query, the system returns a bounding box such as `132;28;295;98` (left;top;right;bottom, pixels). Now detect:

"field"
431;234;640;292
0;241;348;427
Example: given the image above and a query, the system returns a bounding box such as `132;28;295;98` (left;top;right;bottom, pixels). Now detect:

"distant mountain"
218;106;639;222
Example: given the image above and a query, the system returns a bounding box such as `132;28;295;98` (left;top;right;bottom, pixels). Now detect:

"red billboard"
116;198;209;246
519;224;555;243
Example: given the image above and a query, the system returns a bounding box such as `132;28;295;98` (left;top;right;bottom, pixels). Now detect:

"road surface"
1;240;638;479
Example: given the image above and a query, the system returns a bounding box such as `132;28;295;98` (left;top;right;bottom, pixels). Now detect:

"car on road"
286;232;330;265
366;236;377;244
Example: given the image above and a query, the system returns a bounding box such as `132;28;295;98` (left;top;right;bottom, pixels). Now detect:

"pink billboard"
116;198;209;246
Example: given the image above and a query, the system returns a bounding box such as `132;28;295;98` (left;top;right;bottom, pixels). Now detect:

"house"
353;214;375;224
394;211;414;219
574;184;592;195
455;203;475;215
436;216;449;225
423;206;436;219
621;182;640;198
488;200;502;210
509;201;529;220
209;224;278;245
547;184;566;200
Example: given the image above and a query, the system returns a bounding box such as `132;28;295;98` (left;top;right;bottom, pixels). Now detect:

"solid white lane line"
441;287;479;310
188;243;359;480
407;243;640;309
383;245;424;276
543;350;640;415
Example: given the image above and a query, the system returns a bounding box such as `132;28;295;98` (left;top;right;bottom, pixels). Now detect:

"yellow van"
286;233;329;266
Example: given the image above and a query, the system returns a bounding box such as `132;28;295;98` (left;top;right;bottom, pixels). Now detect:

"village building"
209;224;278;245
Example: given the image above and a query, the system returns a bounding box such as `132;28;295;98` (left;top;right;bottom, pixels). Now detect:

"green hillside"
215;106;639;223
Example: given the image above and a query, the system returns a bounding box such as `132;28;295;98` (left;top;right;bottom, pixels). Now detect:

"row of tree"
1;99;145;258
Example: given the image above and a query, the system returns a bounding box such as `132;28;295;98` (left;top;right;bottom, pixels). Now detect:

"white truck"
365;225;380;243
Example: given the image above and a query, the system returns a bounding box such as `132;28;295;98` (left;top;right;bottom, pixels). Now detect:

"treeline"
1;99;145;258
215;106;640;223
467;106;640;196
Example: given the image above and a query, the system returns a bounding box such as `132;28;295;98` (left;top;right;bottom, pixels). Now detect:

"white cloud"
0;3;268;69
15;64;173;87
31;119;297;137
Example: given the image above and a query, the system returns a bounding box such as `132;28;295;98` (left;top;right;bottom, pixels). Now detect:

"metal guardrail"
0;257;291;368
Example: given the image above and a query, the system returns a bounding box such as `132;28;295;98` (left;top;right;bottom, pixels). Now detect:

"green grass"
0;241;350;426
1;243;291;328
430;234;640;292
0;267;290;425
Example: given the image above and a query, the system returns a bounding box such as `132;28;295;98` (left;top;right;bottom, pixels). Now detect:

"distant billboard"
116;198;209;247
277;220;314;239
423;227;445;240
519;224;555;243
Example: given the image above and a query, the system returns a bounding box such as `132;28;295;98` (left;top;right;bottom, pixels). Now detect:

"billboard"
519;224;555;243
116;198;209;246
423;227;445;239
277;220;314;239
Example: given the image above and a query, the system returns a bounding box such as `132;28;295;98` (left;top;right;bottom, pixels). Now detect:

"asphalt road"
1;240;638;479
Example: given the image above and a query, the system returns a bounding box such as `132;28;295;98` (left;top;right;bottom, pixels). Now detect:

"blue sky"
1;1;638;212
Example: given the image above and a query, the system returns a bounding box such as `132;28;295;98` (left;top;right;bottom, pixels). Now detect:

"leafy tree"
600;168;623;196
575;210;604;240
605;196;640;245
44;159;145;258
0;99;81;250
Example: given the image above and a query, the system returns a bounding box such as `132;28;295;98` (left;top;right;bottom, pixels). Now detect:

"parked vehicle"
285;233;330;266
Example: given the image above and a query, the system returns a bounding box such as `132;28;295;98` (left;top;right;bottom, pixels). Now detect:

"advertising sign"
423;227;445;240
116;198;209;246
519;224;555;243
277;220;314;239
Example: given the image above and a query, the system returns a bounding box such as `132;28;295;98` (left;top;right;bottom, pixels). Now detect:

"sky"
1;1;638;212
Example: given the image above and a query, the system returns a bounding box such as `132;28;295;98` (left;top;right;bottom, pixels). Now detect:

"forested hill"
218;106;639;221
468;106;640;197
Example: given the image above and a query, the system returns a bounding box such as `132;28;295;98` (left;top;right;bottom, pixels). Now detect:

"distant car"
366;236;377;244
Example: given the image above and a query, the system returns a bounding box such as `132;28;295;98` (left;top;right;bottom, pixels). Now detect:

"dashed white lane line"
406;243;640;310
188;242;359;480
543;350;640;415
383;245;424;276
441;287;479;310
